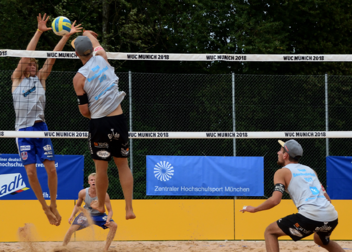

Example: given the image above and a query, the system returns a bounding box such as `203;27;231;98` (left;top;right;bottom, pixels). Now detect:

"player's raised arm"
11;13;51;89
38;21;82;82
82;30;108;62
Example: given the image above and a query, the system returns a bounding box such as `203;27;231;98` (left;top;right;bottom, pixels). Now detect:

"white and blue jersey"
16;122;55;165
78;55;125;119
285;163;338;222
12;76;46;130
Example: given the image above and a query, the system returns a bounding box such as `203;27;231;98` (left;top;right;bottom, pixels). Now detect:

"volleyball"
52;16;71;36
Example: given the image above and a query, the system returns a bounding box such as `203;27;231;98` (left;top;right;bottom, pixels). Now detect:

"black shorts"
89;114;129;161
277;213;338;245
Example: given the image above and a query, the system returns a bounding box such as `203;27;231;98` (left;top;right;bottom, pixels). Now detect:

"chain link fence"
1;70;352;200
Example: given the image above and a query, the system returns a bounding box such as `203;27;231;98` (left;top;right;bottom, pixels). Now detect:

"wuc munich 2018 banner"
0;154;84;200
146;155;264;196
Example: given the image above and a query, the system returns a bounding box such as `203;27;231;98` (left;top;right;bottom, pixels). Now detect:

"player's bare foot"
126;209;136;220
90;200;105;213
44;208;58;225
50;206;62;226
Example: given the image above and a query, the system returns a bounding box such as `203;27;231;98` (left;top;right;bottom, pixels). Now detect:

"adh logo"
0;173;29;198
154;161;174;181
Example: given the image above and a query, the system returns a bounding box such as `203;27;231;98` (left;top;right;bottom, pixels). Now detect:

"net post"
232;73;237;203
129;70;133;174
325;73;329;157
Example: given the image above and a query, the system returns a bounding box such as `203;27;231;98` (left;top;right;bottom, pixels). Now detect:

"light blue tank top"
83;188;102;216
285;163;338;221
12;76;46;130
78;56;125;119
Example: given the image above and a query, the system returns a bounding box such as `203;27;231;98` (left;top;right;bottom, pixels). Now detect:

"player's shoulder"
78;188;87;197
275;167;291;177
73;72;86;86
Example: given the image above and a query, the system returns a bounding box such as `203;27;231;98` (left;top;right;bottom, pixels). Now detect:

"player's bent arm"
69;190;85;223
250;169;286;213
321;184;332;203
105;194;113;221
313;171;332;203
73;73;91;119
11;30;43;87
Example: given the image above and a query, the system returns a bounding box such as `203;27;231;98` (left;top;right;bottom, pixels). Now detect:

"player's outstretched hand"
83;30;98;38
240;205;256;213
68;21;83;35
37;13;52;32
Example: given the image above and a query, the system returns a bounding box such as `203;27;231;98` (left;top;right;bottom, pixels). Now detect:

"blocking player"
240;139;344;252
11;13;81;225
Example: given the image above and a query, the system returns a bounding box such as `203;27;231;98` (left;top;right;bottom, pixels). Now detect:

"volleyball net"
1;51;352;199
2;49;352;61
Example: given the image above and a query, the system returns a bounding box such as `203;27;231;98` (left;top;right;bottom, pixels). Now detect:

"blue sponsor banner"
0;154;84;200
326;156;352;199
147;156;264;196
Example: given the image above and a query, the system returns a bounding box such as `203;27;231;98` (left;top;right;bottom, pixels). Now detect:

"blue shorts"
17;122;55;165
72;212;114;230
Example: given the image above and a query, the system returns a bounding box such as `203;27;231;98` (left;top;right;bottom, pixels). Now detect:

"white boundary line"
1;49;352;62
0;131;351;139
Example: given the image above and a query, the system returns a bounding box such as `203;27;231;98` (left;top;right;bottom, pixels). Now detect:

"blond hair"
30;58;39;70
88;173;96;180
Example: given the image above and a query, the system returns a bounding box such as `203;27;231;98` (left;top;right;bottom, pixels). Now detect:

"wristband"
37;29;43;33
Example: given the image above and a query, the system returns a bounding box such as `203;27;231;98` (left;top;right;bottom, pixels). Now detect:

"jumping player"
62;173;117;251
11;13;82;226
72;30;135;220
240;139;344;252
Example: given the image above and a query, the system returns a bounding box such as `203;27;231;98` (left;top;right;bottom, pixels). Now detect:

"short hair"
282;147;301;162
88;173;96;180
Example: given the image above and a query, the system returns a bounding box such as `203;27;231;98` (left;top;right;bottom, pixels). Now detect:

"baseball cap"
278;139;303;158
74;36;93;56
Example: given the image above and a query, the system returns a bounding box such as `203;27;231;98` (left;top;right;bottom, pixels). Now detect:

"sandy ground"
1;240;352;252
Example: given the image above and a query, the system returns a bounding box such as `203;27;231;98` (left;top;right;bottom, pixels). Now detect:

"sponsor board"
326;156;352;199
147;156;264;196
0;154;83;199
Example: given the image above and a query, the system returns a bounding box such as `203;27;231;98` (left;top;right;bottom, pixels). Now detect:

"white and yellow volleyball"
52;16;71;36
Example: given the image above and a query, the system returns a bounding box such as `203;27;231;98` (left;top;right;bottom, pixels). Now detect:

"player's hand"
68;216;74;224
68;21;83;35
104;220;111;227
83;30;98;38
240;205;256;213
37;13;52;32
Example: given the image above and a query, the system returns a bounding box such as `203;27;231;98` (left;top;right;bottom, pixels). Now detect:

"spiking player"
72;30;136;220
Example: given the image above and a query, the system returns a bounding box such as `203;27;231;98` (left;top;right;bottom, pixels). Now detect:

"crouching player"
62;173;117;251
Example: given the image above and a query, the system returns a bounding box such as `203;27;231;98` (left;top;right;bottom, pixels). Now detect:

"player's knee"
25;169;36;179
264;222;278;237
69;225;79;233
110;222;118;230
46;167;57;176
